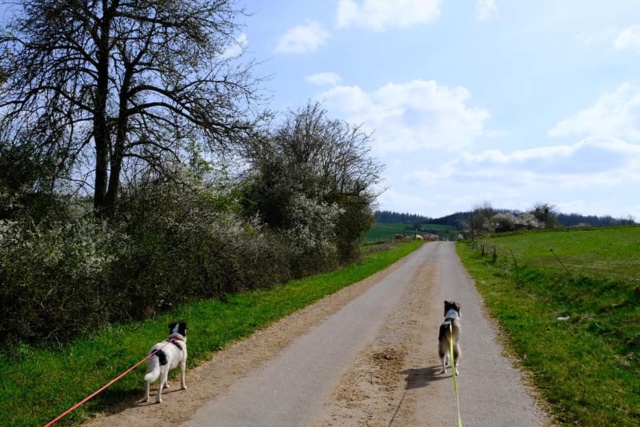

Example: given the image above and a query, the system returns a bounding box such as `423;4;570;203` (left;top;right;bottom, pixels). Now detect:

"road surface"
86;242;551;427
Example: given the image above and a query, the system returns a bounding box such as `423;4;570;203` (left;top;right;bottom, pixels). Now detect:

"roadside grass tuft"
1;241;423;427
458;227;640;426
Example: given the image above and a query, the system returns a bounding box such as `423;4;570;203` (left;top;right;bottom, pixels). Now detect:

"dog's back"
438;301;461;374
438;317;461;356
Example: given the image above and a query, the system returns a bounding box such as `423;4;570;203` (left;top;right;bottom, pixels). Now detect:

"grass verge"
1;241;423;427
457;229;640;426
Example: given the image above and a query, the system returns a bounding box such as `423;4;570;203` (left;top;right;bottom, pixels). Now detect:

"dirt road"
86;242;551;427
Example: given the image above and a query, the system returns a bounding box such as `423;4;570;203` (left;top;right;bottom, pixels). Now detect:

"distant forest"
556;213;632;227
374;210;634;229
374;210;466;229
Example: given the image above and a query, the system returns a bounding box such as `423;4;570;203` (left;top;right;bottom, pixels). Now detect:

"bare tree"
464;201;495;240
0;0;262;216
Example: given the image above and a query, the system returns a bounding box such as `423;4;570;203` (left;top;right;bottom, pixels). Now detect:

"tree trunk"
93;1;113;216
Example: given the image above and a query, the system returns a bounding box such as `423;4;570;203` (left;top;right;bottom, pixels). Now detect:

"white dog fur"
143;322;188;403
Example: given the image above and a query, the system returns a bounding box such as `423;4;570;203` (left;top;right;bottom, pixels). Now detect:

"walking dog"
143;322;188;403
438;301;461;375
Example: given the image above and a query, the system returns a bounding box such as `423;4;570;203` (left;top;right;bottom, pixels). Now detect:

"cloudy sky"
3;0;639;219
235;0;640;219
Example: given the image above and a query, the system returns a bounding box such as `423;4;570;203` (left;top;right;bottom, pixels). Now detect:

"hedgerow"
0;172;349;347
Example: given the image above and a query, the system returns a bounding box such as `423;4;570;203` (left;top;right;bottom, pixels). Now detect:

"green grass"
365;222;459;243
457;226;640;426
365;222;409;242
477;226;640;281
1;241;424;427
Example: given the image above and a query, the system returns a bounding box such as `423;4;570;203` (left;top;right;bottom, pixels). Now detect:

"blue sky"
2;0;639;219
236;0;640;219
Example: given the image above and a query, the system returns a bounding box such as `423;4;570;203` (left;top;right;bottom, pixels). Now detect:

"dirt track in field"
85;242;552;427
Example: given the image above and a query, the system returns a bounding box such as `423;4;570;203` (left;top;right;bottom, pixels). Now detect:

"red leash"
44;338;179;427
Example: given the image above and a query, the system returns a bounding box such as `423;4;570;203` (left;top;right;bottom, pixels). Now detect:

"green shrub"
0;216;129;346
0;169;371;346
112;176;291;316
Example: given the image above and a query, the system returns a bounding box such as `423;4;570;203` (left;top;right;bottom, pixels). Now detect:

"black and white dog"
143;322;188;404
438;301;461;375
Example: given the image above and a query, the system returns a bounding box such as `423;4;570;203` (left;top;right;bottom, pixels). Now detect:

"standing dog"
438;301;461;375
143;322;188;403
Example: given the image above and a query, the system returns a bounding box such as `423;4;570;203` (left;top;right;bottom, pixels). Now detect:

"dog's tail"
144;352;161;384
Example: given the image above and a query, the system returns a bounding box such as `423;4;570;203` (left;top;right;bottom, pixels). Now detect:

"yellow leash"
449;323;463;427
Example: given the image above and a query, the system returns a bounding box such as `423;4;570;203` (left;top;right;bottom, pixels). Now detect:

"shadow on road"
401;365;449;390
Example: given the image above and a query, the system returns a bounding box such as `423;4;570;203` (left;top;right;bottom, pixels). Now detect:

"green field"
365;222;459;243
458;226;640;426
1;241;423;427
478;226;640;281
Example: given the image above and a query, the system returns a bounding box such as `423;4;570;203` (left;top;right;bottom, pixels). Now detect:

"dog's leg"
439;348;447;374
180;357;188;390
438;322;450;374
143;381;151;403
156;369;168;403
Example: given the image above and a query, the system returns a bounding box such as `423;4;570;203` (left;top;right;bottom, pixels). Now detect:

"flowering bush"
0;215;129;345
281;193;343;276
0;165;372;346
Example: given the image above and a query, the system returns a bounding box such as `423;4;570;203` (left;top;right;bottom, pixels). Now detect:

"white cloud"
391;136;640;217
460;145;576;165
221;33;248;59
576;28;618;47
275;21;329;54
555;200;589;214
476;0;498;22
319;79;490;154
306;72;343;87
614;25;640;50
461;137;639;167
548;83;640;140
319;85;370;112
336;0;441;31
485;129;509;138
377;188;433;215
408;137;640;190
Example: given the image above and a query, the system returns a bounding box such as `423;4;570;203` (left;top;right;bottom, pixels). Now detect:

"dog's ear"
168;322;177;333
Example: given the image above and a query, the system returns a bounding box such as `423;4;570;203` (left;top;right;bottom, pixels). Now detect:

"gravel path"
85;242;552;427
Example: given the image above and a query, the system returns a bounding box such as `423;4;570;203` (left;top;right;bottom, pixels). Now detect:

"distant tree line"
462;202;636;240
374;210;431;224
428;212;468;228
376;205;636;238
556;213;635;227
